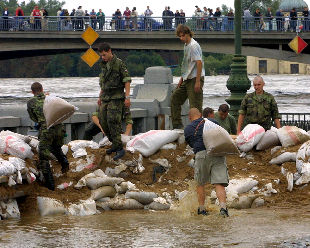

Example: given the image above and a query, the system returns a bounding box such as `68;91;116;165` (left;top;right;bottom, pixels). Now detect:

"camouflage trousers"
171;77;204;129
38;125;66;173
100;99;124;150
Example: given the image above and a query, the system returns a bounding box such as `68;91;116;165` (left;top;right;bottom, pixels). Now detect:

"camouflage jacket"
27;92;47;128
99;55;131;101
239;91;281;130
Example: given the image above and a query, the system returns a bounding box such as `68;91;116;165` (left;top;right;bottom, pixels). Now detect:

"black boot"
113;148;125;161
106;147;118;155
41;161;55;191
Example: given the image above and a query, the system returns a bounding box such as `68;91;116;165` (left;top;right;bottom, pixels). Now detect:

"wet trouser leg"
171;81;188;129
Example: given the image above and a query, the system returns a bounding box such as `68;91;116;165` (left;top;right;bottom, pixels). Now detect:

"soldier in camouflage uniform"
83;104;133;140
237;75;281;134
98;43;131;160
27;82;69;191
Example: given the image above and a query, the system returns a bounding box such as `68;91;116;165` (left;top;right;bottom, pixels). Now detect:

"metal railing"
280;113;310;131
0;16;309;32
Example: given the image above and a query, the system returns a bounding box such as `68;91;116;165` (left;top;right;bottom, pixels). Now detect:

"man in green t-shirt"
214;104;237;135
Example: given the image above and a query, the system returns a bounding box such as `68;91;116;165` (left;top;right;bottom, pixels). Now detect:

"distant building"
247;56;310;74
279;0;308;12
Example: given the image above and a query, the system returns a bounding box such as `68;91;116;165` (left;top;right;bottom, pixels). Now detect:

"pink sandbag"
236;124;265;152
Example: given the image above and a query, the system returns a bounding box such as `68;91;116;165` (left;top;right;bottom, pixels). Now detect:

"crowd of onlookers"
1;5;310;32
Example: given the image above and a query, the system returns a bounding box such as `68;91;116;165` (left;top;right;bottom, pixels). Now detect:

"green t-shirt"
214;112;237;135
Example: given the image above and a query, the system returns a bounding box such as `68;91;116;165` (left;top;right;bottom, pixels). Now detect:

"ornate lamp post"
226;0;251;120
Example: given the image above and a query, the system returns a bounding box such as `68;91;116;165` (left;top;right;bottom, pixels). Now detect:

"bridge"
1;16;310;63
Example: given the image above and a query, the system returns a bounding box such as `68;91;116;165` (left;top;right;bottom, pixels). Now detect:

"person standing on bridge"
237;75;281;134
98;43;131;160
171;24;205;129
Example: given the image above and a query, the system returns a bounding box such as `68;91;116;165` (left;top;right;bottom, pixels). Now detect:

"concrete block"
0;116;21;127
130;99;160;117
131;108;148;118
144;66;173;84
64;112;89;124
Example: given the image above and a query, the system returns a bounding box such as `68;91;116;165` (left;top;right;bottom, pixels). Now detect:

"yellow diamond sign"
81;48;100;67
81;26;99;46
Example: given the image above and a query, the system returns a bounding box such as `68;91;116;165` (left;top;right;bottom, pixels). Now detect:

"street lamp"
226;0;251;120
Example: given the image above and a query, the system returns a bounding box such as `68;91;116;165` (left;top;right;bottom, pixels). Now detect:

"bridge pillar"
225;0;251;120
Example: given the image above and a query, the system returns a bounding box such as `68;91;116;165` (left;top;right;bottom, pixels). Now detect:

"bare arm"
237;114;245;135
92;115;104;134
124;81;130;107
274;118;281;129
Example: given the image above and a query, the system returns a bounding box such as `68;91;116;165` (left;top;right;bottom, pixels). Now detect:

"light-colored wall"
247;56;310;74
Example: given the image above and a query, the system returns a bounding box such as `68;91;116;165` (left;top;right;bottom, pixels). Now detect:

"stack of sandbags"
202;118;239;156
43;95;76;129
0;134;33;159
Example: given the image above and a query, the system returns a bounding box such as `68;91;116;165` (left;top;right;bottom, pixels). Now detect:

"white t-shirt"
181;38;205;80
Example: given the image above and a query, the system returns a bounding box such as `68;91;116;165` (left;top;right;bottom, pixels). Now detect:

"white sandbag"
107;197;144;210
287;172;293;191
203;119;239;156
269;152;296;165
256;128;280;150
150;158;171;169
99;136;112;147
68;140;99;152
270;146;282;155
121;134;132;144
0;135;33;159
277;126;310;148
61;145;69;155
16;170;22;184
72;148;87;158
160;143;177;150
295;163;310;185
125;191;158;205
251;197;265;208
0;199;20;219
228;195;260;209
126;130;179;157
8;157;25;171
0;158;15;176
296;140;310;173
43;95;75;129
259;183;277;196
26;172;36;184
114;181;137;194
0;130;30;143
29;137;39;150
225;178;258;202
67;199;97;216
90;186;116;200
37;197;67;216
236;124;265;152
86;176;124;190
146;201;170;210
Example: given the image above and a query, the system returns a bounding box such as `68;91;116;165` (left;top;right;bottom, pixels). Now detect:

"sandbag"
277;126;310;148
86;176;124;190
125;191;158;205
296;140;310;173
114;181;137;194
146;201;170;210
0;130;31;143
269;152;296;165
228;195;260;209
90;186;116;200
126;130;179;157
295;163;310;185
236;124;265;152
224;178;258;202
67;199;97;216
37;197;67;216
43;95;75;129
0;158;15;176
68;140;99;152
203;119;239;156
251;197;265;208
256;127;280;150
0;135;33;159
107;197;144;210
287;172;293;191
0;199;20;219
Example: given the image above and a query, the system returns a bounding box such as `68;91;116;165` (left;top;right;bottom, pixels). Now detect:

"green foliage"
0;0;65;16
242;0;281;15
204;53;234;76
221;4;231;15
125;51;166;76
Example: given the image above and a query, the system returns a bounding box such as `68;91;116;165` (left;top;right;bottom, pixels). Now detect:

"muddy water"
1;208;310;248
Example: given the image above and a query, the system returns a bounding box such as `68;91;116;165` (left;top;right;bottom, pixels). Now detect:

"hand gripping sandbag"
43;95;76;129
202;119;239;156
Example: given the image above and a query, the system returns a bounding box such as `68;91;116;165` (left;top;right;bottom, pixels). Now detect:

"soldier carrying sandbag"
27;82;69;191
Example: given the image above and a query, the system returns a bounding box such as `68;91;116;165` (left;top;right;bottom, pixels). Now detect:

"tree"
242;0;281;15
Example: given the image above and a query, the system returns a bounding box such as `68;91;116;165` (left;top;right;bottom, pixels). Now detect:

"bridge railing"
0;16;309;32
280;113;310;131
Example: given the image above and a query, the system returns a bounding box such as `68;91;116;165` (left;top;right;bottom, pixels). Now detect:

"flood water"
1;208;310;248
1;74;310;113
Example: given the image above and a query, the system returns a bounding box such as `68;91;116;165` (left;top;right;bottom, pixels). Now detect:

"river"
1;74;310;113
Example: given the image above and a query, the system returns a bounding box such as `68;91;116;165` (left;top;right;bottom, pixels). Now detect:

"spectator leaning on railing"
97;9;105;30
303;7;309;31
